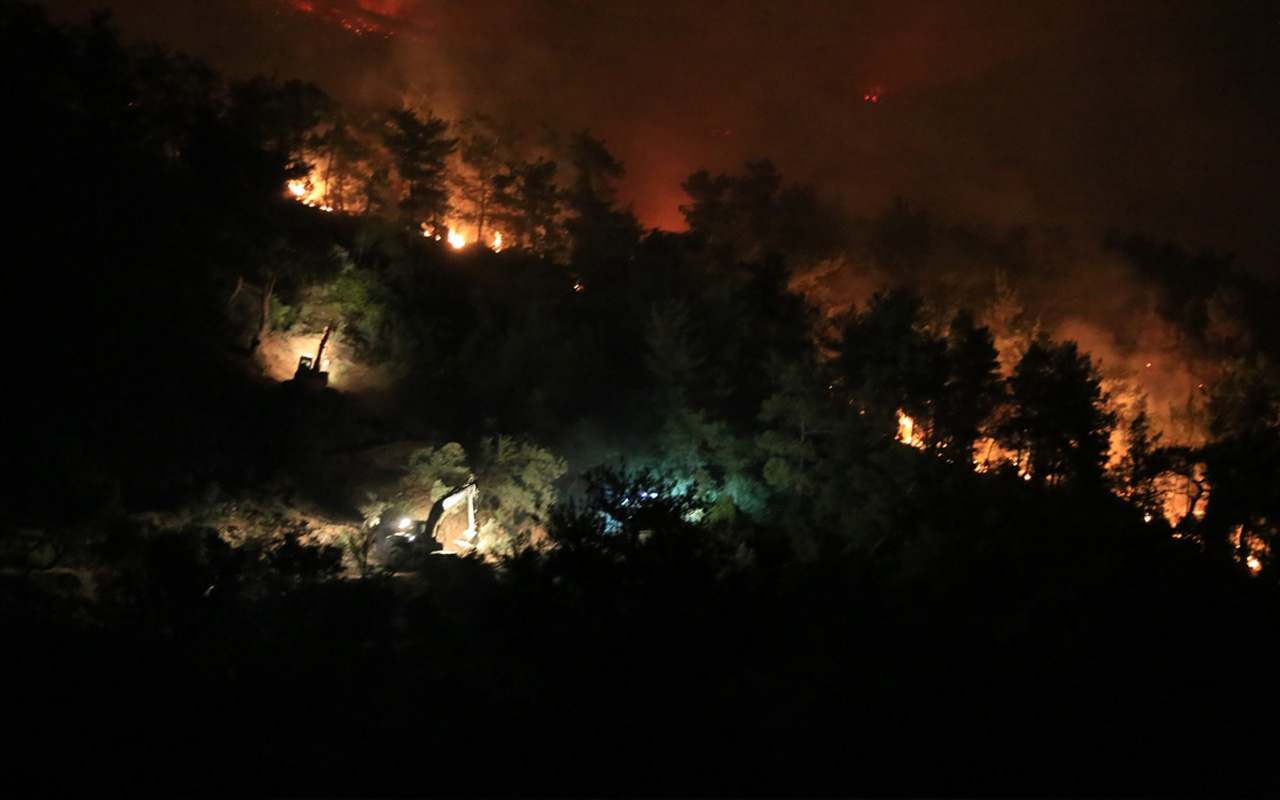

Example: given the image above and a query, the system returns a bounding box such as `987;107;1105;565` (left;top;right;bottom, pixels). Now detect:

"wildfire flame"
277;0;396;38
429;226;504;251
897;411;925;449
1230;525;1269;575
285;177;332;212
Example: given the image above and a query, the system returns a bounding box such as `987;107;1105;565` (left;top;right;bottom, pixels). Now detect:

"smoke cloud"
32;0;1280;269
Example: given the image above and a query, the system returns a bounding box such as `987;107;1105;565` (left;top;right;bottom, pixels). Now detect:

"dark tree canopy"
382;107;457;232
999;338;1116;487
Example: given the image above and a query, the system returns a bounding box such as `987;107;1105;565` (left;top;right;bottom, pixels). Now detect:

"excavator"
290;323;333;387
382;476;480;558
424;476;480;553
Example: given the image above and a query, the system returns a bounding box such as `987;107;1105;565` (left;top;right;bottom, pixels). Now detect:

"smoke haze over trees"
33;0;1280;263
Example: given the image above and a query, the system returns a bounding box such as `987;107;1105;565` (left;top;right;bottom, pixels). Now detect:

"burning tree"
309;113;375;212
450;113;514;247
931;310;1004;463
838;289;949;444
382;108;457;234
493;157;567;257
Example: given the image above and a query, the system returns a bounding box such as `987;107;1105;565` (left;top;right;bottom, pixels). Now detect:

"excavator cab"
292;354;328;386
289;324;333;387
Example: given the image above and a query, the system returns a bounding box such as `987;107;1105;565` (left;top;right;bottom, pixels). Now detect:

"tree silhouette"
999;338;1115;487
493;157;566;257
382;108;457;233
564;132;642;267
839;288;948;439
932;309;1003;463
312;114;373;212
681;160;841;264
451;113;514;244
226;76;333;176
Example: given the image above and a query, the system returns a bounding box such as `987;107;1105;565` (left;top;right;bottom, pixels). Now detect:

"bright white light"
397;517;412;530
1143;513;1153;523
448;228;465;249
1247;555;1262;573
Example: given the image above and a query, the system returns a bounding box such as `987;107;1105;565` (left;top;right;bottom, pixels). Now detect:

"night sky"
36;0;1280;268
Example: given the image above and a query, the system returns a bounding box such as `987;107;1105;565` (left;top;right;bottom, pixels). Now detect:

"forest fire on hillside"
14;6;1280;795
897;404;1218;533
276;0;396;38
245;1;1258;579
286;178;332;211
412;222;505;252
